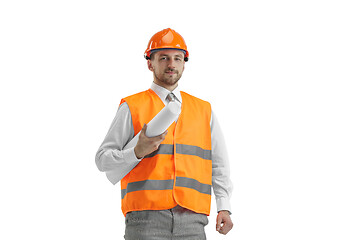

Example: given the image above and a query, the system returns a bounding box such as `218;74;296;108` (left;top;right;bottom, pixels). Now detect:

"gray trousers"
124;205;208;240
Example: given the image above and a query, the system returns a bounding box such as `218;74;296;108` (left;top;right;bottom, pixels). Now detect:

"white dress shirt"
95;82;233;213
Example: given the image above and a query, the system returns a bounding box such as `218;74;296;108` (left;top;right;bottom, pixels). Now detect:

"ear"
147;60;154;71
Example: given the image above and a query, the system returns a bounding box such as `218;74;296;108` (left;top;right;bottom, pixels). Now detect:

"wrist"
218;210;231;215
134;146;143;159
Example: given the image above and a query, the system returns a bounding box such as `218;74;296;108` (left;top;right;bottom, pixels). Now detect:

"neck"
153;80;178;92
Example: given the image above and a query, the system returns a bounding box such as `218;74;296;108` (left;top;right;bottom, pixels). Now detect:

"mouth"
165;71;176;75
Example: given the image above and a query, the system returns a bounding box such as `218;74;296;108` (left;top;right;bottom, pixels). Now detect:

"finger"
220;220;233;235
142;124;147;134
159;129;168;136
216;216;222;232
139;124;147;138
220;225;229;235
155;130;168;142
160;130;168;139
216;224;221;232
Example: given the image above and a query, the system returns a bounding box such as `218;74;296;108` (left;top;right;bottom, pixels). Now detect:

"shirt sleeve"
95;102;141;173
210;110;233;214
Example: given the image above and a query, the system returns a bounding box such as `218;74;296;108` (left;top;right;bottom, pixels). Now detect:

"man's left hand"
216;210;233;235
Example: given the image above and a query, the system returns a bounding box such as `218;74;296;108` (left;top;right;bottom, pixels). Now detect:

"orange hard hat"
144;28;189;62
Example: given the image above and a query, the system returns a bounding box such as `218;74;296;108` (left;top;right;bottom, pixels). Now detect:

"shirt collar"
151;82;182;104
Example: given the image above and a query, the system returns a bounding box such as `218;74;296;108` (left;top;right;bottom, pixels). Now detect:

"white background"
1;0;359;239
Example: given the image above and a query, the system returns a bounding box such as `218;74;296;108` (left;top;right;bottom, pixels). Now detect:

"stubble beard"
154;69;183;87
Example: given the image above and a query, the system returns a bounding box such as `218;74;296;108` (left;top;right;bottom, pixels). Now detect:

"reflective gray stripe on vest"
144;144;174;158
175;176;212;195
143;143;211;160
121;179;174;199
176;144;212;160
121;177;211;199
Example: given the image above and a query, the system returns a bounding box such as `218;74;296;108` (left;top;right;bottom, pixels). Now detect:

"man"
96;28;233;239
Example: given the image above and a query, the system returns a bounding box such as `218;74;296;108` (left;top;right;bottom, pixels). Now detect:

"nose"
167;59;175;69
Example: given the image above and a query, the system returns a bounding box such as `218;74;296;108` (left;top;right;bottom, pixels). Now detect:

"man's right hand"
134;124;168;159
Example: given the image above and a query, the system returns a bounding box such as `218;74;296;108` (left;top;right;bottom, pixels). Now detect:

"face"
147;49;185;90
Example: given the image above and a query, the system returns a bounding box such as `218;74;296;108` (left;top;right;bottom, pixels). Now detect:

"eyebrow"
158;54;184;58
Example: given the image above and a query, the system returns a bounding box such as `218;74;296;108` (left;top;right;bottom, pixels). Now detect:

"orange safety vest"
120;89;212;216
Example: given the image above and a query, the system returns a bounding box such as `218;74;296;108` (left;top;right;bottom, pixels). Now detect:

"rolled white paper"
105;101;181;185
